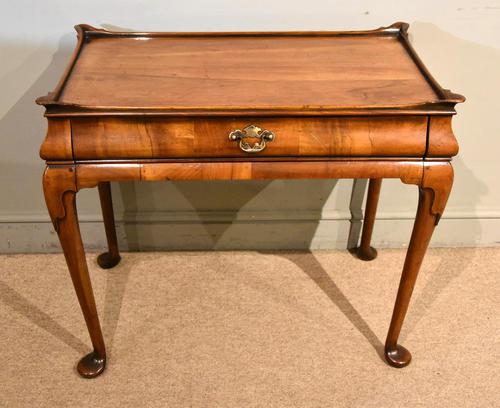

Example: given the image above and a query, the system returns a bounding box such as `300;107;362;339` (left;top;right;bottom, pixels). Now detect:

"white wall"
1;1;499;252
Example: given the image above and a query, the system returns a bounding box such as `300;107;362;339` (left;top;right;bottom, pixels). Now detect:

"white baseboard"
1;210;499;252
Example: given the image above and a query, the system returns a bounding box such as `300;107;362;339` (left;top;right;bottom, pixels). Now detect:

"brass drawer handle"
228;124;275;153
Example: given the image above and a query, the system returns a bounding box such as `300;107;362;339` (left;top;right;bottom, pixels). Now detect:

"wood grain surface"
71;116;427;159
59;35;439;110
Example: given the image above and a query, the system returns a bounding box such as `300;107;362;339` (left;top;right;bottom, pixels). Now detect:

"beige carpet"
0;248;498;407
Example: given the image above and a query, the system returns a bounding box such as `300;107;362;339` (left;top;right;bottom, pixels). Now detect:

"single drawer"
72;116;427;160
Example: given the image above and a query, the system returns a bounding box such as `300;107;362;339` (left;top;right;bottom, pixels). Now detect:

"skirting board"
1;212;499;252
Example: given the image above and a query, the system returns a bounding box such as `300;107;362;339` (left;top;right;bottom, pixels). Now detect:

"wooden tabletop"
37;22;464;116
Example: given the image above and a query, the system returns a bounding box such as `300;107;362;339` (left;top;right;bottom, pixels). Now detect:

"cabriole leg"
97;182;121;269
43;166;106;378
385;163;453;367
356;178;382;260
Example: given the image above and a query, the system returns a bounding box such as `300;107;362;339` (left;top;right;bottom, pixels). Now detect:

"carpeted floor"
0;248;498;407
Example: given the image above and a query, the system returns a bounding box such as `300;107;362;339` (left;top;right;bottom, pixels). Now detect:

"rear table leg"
97;182;121;269
356;178;382;261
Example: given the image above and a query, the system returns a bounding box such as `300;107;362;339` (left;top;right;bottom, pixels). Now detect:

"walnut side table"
36;22;464;378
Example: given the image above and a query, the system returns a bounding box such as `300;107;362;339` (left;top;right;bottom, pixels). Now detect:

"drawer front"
72;116;427;159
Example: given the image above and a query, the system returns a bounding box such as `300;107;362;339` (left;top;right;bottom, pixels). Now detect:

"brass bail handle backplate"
228;125;275;153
